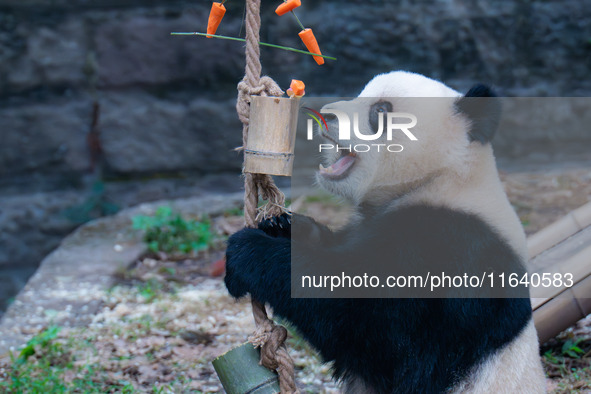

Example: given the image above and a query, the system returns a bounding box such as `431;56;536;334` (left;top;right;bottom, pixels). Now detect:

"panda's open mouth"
318;151;357;179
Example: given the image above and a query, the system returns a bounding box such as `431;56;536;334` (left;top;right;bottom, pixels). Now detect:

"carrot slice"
287;79;305;97
275;0;301;16
207;2;226;38
298;28;324;65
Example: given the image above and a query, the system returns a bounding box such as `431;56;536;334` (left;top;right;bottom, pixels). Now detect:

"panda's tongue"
319;153;357;178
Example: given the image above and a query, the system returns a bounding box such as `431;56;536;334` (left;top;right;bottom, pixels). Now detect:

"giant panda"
224;71;547;393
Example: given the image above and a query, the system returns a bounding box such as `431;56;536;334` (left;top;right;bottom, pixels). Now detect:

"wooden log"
244;96;300;176
533;275;591;343
529;227;591;308
212;343;280;394
528;201;591;259
528;206;591;342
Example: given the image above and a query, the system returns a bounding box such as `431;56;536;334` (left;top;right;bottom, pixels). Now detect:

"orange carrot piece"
207;2;226;38
298;28;324;65
275;0;301;16
287;79;305;97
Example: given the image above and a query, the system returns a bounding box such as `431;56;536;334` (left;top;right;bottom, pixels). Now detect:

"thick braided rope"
236;0;298;392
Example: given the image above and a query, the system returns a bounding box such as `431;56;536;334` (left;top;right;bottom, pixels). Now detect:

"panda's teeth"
319;163;333;173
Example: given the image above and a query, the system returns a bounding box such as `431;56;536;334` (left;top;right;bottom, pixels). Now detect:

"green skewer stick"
171;32;337;61
290;10;306;31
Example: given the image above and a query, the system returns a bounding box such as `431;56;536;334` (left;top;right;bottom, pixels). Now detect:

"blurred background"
0;0;590;321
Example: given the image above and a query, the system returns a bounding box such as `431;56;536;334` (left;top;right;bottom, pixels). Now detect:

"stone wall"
2;0;590;179
0;0;590;306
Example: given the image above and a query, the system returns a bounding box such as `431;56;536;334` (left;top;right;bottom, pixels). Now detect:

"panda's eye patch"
369;101;393;132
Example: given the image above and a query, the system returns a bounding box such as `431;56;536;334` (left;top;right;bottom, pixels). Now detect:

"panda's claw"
258;213;292;238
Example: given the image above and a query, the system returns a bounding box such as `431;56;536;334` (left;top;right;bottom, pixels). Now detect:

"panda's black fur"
225;206;532;393
456;83;502;144
224;80;533;393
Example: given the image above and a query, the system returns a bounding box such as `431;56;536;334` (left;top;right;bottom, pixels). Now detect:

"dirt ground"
1;167;591;393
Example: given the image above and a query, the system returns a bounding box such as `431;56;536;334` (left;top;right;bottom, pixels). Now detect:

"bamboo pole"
533;276;591;343
528;201;591;259
529;202;591;342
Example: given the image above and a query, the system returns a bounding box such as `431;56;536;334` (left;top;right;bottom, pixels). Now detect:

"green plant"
137;279;163;302
544;350;560;365
0;325;202;393
132;206;215;254
1;327;71;392
17;326;62;363
562;339;585;358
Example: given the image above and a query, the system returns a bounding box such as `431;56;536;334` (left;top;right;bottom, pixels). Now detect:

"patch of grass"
562;338;585;358
0;325;186;393
543;336;591;392
158;266;176;276
0;327;124;393
137;279;166;302
132;206;216;255
552;367;591;392
16;326;62;364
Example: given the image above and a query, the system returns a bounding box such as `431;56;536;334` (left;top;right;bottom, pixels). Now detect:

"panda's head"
315;71;501;205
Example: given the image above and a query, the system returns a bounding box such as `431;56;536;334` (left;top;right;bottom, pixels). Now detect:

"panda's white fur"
450;320;545;393
316;71;546;393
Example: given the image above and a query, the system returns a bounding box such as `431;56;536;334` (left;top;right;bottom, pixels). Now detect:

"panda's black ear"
455;84;502;144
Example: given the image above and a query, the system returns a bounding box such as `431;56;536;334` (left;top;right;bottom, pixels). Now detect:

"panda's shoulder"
368;204;518;256
372;203;497;232
386;203;494;231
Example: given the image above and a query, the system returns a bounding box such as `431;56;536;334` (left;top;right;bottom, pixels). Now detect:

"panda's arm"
224;213;353;356
256;213;335;242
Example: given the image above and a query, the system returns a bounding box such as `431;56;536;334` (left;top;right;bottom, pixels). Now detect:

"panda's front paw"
258;213;291;238
224;228;267;299
289;213;333;244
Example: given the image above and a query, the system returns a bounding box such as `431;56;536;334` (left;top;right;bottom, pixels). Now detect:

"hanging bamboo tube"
213;343;280;393
243;96;300;177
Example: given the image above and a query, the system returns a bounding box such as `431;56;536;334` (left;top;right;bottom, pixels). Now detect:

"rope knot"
237;76;285;124
249;323;288;369
238;76;284;97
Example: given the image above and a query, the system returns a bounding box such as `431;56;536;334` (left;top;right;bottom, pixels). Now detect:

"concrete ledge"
0;193;244;355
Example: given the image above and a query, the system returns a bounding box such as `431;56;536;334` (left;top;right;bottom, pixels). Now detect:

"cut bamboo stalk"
528;201;591;259
528;203;591;342
244;96;300;176
533;275;591;343
212;343;280;394
529;237;591;308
